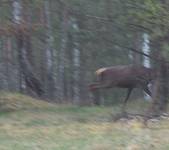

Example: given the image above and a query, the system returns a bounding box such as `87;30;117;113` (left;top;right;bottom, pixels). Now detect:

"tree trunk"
12;0;25;92
57;4;69;102
148;42;169;116
71;18;81;105
12;0;43;97
3;36;14;91
142;33;151;100
43;0;55;99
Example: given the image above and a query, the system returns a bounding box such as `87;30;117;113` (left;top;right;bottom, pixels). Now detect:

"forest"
0;0;169;149
1;0;168;105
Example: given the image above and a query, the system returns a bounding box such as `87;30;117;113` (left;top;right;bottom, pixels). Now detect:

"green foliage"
127;0;169;38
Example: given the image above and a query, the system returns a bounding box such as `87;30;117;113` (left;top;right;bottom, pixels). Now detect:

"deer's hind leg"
143;85;152;97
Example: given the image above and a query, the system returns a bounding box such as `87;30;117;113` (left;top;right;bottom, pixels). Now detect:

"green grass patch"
0;92;168;150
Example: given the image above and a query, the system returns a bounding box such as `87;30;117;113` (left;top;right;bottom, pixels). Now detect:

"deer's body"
89;65;155;111
94;65;153;88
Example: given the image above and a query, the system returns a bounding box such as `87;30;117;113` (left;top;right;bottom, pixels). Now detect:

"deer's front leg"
122;88;133;113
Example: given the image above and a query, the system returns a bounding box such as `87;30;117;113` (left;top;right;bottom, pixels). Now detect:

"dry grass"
0;92;53;111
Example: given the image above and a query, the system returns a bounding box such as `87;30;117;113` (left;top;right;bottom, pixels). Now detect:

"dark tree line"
0;0;169;116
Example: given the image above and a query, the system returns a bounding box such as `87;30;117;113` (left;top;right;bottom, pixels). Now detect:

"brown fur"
89;65;155;109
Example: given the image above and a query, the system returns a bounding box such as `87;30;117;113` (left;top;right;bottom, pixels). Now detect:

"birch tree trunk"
43;0;55;99
142;33;151;100
12;0;25;92
142;33;151;68
72;18;81;105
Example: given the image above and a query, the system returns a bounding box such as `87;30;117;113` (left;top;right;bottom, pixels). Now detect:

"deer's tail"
89;68;107;91
95;68;106;75
95;68;106;81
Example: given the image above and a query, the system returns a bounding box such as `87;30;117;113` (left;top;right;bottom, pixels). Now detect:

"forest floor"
0;92;169;150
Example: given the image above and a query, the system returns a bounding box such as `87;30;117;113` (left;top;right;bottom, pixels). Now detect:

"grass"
0;92;169;150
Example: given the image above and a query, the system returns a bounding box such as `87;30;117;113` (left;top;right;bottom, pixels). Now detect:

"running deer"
89;65;155;111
